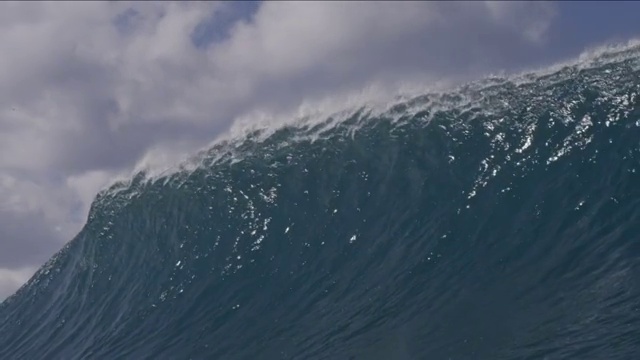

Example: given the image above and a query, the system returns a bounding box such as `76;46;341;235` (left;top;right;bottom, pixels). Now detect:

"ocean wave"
1;41;640;359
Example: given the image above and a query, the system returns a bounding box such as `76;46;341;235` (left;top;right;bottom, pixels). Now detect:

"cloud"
0;267;37;301
0;1;557;300
209;1;558;114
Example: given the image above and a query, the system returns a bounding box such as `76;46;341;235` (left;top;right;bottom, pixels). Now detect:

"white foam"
108;38;640;195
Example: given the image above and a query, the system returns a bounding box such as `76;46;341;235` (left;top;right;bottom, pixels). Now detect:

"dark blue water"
2;45;640;360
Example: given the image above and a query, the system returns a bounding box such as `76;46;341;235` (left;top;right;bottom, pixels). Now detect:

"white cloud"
207;1;558;115
484;1;556;43
0;1;557;300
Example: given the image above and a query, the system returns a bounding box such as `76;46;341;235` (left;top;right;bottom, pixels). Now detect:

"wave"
1;42;640;359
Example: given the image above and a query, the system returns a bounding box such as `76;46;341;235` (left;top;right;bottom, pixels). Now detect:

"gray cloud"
0;267;36;301
0;209;61;268
0;1;558;299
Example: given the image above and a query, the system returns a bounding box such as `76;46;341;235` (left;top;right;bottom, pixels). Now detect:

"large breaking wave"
1;43;640;359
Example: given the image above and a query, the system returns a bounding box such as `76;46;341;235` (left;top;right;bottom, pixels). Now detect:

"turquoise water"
1;45;640;359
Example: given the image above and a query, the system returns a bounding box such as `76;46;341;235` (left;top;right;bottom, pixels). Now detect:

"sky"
1;1;639;301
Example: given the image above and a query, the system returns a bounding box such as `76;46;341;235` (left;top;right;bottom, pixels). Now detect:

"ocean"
1;44;640;359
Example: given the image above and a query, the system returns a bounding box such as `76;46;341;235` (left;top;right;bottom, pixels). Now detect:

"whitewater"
1;41;640;359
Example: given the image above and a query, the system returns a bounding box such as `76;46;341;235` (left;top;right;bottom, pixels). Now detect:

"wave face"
2;46;640;360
